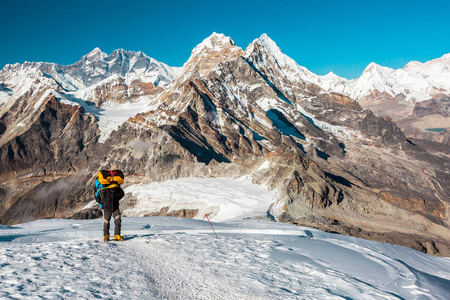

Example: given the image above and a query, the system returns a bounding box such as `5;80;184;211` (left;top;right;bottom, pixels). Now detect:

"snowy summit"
191;32;237;56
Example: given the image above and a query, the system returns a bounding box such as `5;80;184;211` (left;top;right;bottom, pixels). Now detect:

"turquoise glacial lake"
425;128;448;132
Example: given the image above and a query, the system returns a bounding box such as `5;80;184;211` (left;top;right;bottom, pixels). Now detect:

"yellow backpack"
97;170;124;185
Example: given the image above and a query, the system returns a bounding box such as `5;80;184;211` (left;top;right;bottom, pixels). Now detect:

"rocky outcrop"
182;32;244;77
71;208;103;220
0;173;93;224
80;77;163;107
144;207;199;219
413;98;450;117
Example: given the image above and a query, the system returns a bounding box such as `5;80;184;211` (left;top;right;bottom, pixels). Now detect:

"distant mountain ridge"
0;48;180;91
1;37;449;108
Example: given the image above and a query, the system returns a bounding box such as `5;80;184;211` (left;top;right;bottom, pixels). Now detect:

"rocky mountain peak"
109;48;133;58
191;32;237;55
81;47;107;63
403;60;423;70
323;71;337;78
349;63;401;103
182;33;243;77
250;34;285;63
362;62;384;73
244;33;318;87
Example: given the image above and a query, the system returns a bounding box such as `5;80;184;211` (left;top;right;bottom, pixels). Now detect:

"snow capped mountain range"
243;34;450;107
244;34;450;105
329;54;450;105
403;53;450;89
345;55;450;104
0;48;180;91
1;33;449;109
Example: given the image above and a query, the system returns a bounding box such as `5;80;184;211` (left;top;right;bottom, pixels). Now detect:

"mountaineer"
95;170;125;241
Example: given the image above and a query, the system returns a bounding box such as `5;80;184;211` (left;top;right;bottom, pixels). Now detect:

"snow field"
122;177;277;222
1;218;449;299
64;93;159;143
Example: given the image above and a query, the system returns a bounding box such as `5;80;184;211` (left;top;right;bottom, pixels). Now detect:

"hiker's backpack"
95;170;125;211
97;170;124;185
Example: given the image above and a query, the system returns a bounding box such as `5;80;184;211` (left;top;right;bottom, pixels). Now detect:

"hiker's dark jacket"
95;185;124;212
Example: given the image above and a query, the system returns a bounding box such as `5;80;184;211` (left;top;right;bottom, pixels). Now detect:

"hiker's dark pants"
103;209;121;236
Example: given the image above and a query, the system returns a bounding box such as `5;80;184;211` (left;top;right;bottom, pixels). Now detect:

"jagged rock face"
0;92;101;224
0;94;99;176
0;173;94;224
243;38;407;148
79;77;163;107
0;70;103;224
357;90;397;106
0;33;449;256
413;98;450;118
365;97;449;146
410;131;450;146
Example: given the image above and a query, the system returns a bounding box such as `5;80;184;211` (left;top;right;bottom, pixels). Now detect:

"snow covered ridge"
346;57;450;103
1;217;449;299
249;34;450;103
242;34;450;103
243;34;346;89
0;48;181;91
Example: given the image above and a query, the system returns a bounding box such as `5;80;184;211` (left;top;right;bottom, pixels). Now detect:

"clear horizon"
1;0;449;79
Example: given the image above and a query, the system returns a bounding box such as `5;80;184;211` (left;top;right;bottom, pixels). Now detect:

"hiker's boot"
104;235;110;242
114;235;124;241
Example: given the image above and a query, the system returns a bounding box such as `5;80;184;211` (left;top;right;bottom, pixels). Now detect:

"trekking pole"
204;213;219;239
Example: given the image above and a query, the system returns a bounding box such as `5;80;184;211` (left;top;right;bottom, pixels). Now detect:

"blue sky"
1;0;449;79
